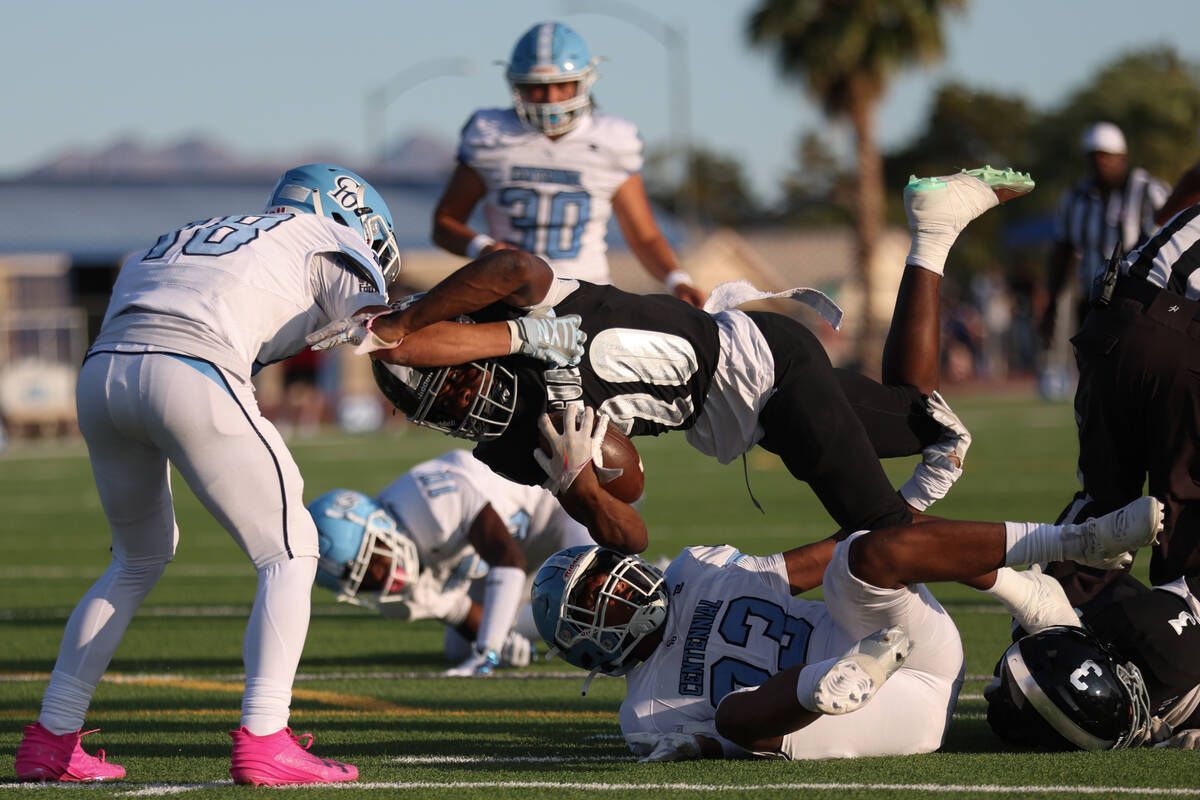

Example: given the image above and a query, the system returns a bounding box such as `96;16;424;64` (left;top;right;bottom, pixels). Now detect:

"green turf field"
1;392;1194;798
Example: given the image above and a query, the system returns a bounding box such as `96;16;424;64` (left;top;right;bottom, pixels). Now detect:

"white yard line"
0;780;1185;797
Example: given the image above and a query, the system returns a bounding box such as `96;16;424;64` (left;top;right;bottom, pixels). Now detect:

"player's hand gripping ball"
537;408;644;503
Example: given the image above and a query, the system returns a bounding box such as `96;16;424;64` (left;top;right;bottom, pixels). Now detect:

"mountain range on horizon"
14;132;457;183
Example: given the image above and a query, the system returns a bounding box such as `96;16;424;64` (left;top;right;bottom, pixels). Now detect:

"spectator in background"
1039;122;1168;347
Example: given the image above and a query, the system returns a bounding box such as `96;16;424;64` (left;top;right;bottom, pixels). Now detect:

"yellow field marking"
0;672;616;722
0;707;616;721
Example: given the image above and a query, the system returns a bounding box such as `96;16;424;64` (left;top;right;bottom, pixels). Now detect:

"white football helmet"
505;21;600;136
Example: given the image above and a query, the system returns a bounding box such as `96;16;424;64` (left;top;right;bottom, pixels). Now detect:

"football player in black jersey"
987;572;1200;750
317;167;1034;553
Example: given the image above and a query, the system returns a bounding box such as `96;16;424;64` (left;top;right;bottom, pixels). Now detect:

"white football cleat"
443;646;500;677
904;166;1035;274
1065;496;1164;569
810;625;911;715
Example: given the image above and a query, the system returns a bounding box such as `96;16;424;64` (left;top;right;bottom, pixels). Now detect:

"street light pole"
365;57;475;166
562;0;696;226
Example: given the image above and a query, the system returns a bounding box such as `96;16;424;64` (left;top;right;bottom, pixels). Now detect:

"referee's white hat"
1082;122;1127;155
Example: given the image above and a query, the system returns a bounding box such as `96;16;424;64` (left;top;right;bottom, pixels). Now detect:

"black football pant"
1046;279;1200;602
747;311;939;534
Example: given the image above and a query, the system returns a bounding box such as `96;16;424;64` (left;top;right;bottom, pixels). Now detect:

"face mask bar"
335;508;419;610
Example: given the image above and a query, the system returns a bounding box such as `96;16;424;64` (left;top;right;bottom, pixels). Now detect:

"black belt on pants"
1112;278;1200;325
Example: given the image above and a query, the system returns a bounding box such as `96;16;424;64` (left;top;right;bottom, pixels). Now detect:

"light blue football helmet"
265;163;401;288
308;489;420;610
506;21;600;136
531;545;668;684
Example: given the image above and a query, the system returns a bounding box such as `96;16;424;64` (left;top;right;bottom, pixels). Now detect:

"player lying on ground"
315;167;1032;553
986;570;1200;751
307;449;592;676
530;453;1164;761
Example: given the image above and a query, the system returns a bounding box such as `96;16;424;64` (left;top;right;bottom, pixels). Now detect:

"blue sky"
4;1;1197;201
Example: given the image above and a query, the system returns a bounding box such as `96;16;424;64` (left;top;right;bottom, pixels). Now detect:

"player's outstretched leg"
229;727;358;786
883;167;1034;395
904;166;1035;276
1061;495;1164;569
807;626;911;715
14;723;125;782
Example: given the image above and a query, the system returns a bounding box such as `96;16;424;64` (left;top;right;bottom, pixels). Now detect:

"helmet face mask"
506;22;599;136
985;626;1151;751
531;546;668;676
308;489;420;610
371;358;517;442
265;163;401;287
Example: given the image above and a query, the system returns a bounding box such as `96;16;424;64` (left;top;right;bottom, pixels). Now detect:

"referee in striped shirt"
1039;122;1168;344
1044;198;1200;606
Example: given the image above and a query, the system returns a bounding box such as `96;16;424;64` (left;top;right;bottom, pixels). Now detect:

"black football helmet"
985;626;1151;751
372;359;516;441
370;292;518;441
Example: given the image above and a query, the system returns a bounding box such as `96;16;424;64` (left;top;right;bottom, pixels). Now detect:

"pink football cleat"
15;722;126;782
229;726;358;786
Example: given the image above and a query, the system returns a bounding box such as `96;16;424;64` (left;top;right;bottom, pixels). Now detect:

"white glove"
407;569;468;622
306;311;399;354
625;732;702;763
900;391;971;511
925;390;972;469
499;629;535;668
1155;728;1200;749
507;310;586;366
443;646;500;677
533;405;608;495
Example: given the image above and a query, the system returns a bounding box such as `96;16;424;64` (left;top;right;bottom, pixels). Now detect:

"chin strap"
742;454;765;514
580;667;602;696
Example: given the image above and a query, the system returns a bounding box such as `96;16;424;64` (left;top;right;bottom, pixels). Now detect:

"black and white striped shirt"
1122;202;1200;301
1055;167;1168;300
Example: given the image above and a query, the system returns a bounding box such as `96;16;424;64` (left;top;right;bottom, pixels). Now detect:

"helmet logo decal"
328;175;365;211
1168;610;1198;635
1069;659;1104;691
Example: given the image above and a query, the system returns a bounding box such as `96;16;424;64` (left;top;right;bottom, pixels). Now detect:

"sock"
978;567;1030;614
39;558;166;733
475;566;526;654
794;657;840;712
39;671;96;735
904;174;999;275
241;557;316;735
1004;521;1064;567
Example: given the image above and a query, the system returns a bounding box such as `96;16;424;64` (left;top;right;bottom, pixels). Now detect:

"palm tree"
748;0;964;370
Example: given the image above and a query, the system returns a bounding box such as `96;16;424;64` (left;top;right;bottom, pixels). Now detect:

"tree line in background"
646;0;1200;368
650;49;1200;257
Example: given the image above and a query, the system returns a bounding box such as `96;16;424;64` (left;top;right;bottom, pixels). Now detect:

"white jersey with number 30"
459;108;643;285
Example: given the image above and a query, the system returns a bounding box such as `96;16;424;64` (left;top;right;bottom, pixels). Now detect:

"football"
539;409;644;503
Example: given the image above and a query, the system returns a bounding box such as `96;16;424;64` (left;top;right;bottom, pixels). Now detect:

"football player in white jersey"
431;21;706;308
530;455;1165;761
13;164;585;786
307;449;593;676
